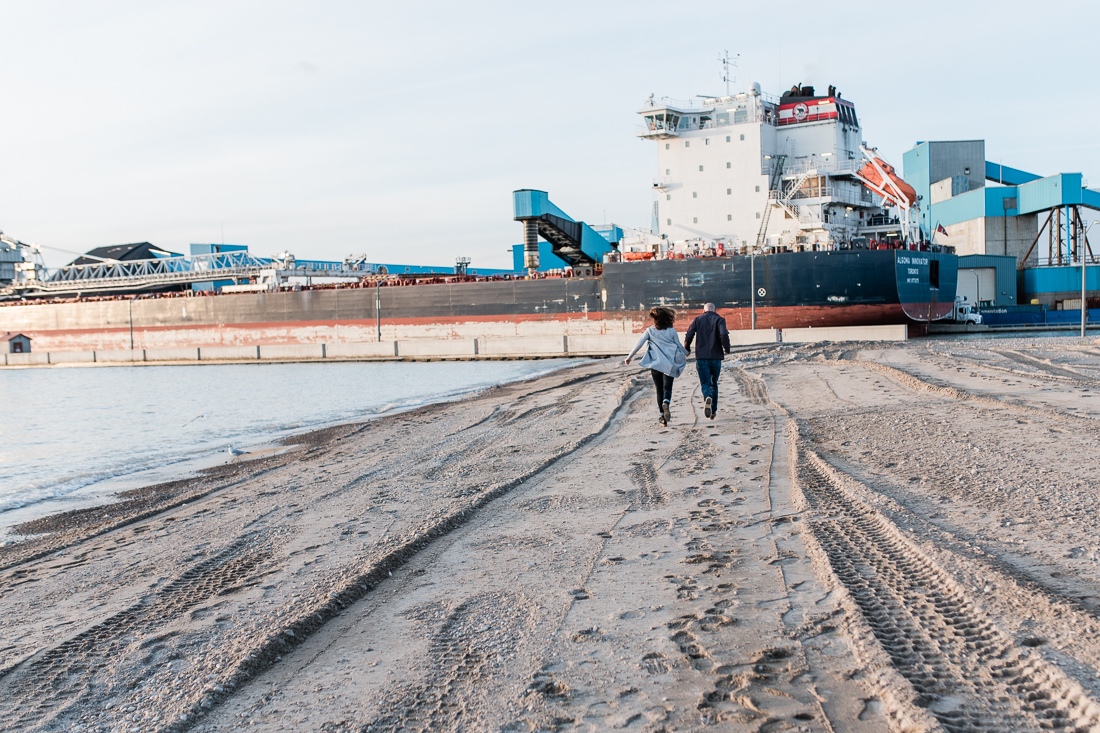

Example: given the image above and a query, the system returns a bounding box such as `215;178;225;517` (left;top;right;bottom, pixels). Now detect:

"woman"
624;306;687;426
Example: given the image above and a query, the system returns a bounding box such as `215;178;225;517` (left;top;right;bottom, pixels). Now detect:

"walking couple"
624;304;731;426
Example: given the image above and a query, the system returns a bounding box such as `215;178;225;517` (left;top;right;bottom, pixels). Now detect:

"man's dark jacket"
684;311;731;360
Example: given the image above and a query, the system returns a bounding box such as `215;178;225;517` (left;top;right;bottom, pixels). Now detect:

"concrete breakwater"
1;325;907;367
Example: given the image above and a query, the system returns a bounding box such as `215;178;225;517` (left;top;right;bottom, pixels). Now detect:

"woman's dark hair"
649;306;675;330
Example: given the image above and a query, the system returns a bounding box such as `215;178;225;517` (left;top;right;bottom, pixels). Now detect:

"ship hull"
0;251;957;351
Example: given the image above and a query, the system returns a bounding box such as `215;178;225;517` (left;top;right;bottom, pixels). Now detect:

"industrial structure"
3;71;1100;336
511;190;620;273
0;241;513;299
902;140;1099;310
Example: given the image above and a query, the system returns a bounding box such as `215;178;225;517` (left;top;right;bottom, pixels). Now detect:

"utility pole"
750;249;757;330
1081;247;1087;337
376;279;382;342
1084;217;1095;338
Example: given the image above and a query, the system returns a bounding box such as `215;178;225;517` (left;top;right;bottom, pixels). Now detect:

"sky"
2;0;1099;269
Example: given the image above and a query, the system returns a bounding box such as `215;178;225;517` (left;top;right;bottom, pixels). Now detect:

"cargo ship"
0;246;953;352
0;78;957;351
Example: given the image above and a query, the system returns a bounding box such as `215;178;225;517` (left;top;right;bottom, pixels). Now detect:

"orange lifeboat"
857;157;917;208
622;251;656;261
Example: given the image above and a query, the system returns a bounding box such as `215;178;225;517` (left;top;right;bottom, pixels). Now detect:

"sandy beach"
4;338;1100;732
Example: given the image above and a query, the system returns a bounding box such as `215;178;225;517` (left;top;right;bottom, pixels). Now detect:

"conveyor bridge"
513;189;616;271
3;251;385;296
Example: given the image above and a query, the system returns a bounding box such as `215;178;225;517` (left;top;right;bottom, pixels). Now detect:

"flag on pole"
936;224;948;236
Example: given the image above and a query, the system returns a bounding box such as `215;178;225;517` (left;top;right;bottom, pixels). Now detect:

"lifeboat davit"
858;157;917;207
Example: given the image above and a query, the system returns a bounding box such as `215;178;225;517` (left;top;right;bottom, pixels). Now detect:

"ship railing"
764;158;863;177
776;186;873;207
1031;255;1100;267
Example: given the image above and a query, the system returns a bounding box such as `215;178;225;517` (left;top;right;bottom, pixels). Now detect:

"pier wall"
2;325;903;368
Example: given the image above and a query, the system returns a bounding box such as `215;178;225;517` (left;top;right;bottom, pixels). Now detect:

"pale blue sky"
2;1;1098;269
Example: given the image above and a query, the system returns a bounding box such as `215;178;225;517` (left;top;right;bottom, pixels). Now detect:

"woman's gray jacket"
627;327;687;378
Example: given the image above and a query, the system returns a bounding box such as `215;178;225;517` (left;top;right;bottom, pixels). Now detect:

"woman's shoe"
662;401;671;423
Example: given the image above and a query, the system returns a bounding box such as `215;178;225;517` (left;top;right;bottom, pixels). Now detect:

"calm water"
0;360;584;524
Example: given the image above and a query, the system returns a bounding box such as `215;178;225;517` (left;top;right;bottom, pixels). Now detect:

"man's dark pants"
696;359;722;412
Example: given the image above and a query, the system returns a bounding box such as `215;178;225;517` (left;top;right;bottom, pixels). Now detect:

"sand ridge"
3;339;1100;731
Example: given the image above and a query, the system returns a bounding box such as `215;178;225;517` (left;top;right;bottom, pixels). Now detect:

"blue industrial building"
903;140;1099;309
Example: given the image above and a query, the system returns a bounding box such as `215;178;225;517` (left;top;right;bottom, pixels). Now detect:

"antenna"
719;50;740;96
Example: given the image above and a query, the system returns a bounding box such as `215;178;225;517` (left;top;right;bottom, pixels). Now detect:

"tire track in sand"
854;359;1100;425
735;367;770;406
0;532;275;732
365;592;539;733
194;374;644;733
790;428;1100;732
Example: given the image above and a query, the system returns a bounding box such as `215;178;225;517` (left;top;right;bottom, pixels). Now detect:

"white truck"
952;296;983;324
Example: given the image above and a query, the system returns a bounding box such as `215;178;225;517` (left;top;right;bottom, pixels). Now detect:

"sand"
4;338;1100;732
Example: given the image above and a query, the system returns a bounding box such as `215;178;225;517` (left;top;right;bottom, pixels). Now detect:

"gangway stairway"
756;155;787;247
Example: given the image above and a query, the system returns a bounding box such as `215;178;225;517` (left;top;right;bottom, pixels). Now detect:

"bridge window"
727;188;731;194
666;194;670;200
726;162;731;168
717;113;730;126
700;115;712;129
666;168;670;174
755;185;760;192
665;144;670;150
728;215;732;221
694;217;698;223
699;165;704;171
685;141;690;147
740;134;745;141
726;135;731;142
693;192;697;198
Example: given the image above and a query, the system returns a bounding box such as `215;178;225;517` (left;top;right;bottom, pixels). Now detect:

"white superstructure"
637;83;888;252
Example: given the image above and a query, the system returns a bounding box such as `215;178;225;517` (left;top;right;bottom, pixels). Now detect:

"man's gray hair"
704;303;716;312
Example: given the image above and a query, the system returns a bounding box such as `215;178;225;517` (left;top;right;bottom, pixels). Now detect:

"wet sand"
4;339;1100;732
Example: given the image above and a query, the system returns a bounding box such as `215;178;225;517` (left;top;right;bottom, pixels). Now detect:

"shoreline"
0;358;590;536
3;341;1100;731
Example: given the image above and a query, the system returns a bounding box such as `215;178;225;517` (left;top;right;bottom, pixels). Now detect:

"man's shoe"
659;416;667;427
662;401;672;423
704;396;713;419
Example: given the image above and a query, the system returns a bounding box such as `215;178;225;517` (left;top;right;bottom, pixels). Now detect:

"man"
683;303;730;419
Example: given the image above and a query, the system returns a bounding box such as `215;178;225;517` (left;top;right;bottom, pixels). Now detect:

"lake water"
0;359;584;528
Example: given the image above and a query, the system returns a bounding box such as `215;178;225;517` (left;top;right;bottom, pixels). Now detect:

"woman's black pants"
651;369;674;412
